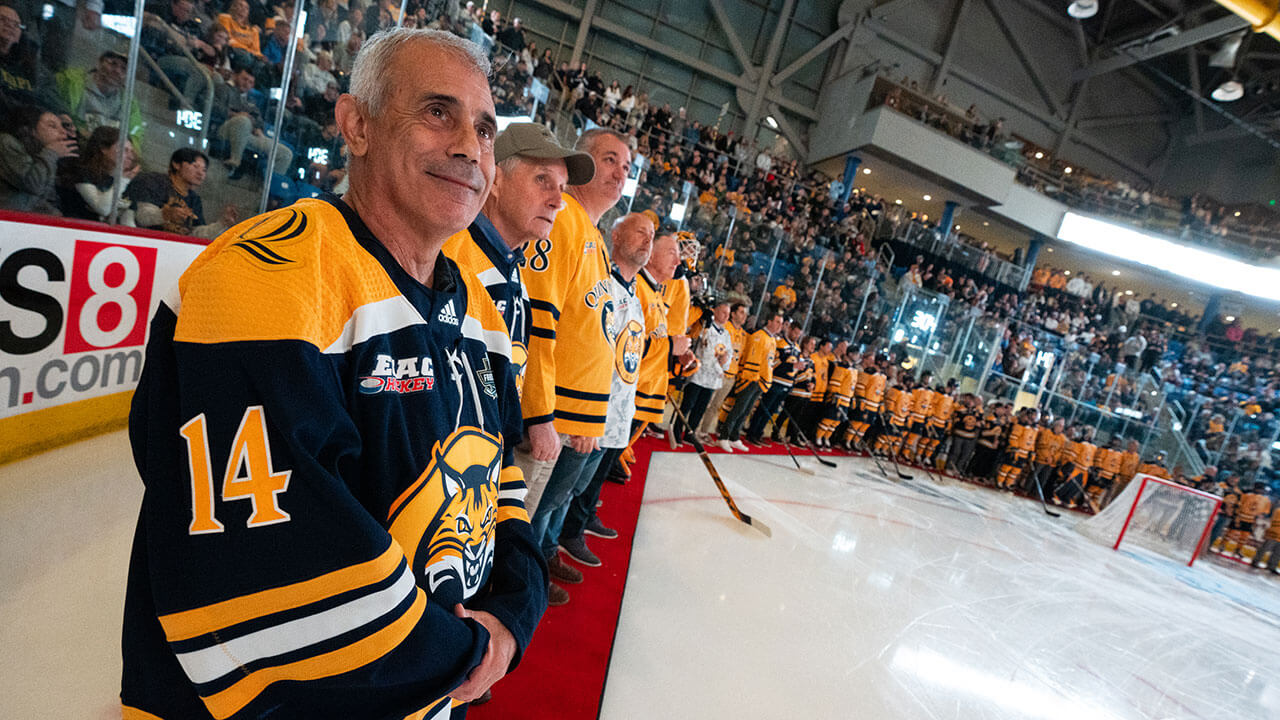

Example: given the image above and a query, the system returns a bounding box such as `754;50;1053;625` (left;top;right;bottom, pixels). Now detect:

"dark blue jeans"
527;444;605;559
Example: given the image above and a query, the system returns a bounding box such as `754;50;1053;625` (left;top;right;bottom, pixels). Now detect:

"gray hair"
349;28;491;117
575;127;629;155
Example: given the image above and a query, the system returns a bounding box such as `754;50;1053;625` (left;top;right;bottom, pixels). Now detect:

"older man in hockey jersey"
444;121;594;483
555;213;653;572
521;127;630;604
122;29;546;720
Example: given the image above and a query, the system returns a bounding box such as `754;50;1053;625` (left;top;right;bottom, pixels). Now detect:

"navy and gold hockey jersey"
443;212;530;397
122;196;547;720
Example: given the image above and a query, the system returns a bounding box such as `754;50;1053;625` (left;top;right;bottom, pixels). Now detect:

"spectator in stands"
261;16;295;66
197;24;234;81
142;0;215;107
55;124;137;223
337;5;362;43
497;16;524;51
54;50;143;144
0;2;47;112
129;147;237;237
0;104;77;212
295;46;331;93
332;25;362;74
534;47;554;82
218;0;262;60
302;77;338;125
214;65;293;176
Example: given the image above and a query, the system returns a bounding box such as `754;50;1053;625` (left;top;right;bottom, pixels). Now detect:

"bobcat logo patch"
387;428;501;604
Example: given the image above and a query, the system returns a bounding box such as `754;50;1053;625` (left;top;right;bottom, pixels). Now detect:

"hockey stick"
667;395;772;537
913;425;945;484
875;411;913;480
780;432;815;475
781;406;837;469
1024;462;1061;518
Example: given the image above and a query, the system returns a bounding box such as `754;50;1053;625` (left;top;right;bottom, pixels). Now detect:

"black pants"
722;383;762;442
781;395;811;442
677;382;716;444
948;436;976;474
746;384;789;441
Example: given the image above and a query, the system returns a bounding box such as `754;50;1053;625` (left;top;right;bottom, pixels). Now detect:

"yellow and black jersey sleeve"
635;272;671;423
738;329;775;388
520;195;614;436
828;365;855;408
661;275;690;337
123;198;546;720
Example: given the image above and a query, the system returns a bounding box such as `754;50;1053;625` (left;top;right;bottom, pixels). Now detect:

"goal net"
1076;474;1222;566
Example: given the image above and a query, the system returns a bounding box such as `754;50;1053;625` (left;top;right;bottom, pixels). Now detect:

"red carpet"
469;437;662;720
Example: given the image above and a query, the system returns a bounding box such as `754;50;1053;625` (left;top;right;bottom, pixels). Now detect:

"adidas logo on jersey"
359;354;435;395
437;299;459;326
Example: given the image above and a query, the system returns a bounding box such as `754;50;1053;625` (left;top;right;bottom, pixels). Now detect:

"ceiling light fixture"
1211;79;1244;102
1034;151;1044;159
923;194;932;201
764;115;779;129
1063;166;1073;174
863;168;871;174
1067;0;1098;19
895;199;903;205
1111;270;1121;275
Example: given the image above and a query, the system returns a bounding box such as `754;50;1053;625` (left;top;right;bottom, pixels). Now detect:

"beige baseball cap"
494;122;595;185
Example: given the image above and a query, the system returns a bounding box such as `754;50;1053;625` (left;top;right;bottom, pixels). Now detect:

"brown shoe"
548;581;569;606
548;552;583;584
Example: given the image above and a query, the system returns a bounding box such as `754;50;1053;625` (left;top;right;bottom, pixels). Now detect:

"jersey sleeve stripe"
320;296;427;354
496;505;530;524
200;589;428;719
530;327;556;340
159;543;402;642
175;562;417;685
403;697;453;720
528;298;561;320
122;706;166;720
477;267;506;287
461;315;511;359
553;386;611;402
555;410;607;423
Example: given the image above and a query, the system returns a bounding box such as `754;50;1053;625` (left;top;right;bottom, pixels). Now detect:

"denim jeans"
561;446;624;542
527;444;605;558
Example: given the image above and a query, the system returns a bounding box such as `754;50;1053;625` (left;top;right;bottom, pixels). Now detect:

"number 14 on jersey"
179;406;292;535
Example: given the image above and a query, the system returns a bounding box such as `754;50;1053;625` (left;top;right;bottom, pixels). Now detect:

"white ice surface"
0;430;140;720
601;451;1280;720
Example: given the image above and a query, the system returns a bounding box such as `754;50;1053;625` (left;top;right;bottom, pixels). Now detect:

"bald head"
610;213;654;277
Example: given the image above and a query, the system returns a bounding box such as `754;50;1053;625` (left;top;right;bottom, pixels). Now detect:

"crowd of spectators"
870;75;1280;261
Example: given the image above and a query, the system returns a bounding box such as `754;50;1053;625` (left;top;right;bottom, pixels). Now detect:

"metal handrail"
140;18;216;147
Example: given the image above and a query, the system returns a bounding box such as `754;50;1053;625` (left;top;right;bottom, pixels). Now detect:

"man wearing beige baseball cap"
443;123;594;605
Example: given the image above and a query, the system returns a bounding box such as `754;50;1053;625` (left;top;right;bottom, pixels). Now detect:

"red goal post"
1077;474;1223;567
